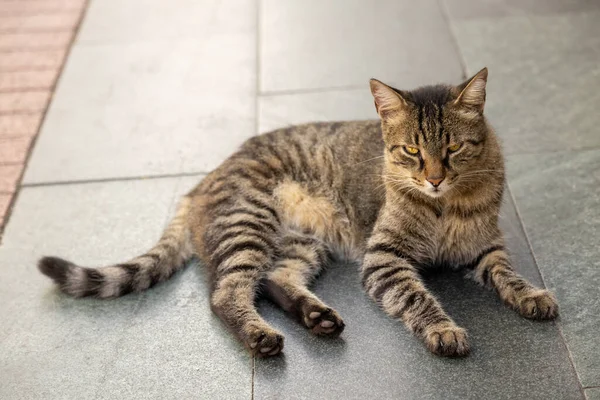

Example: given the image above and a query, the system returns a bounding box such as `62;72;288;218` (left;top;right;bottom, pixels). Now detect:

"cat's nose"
426;176;445;187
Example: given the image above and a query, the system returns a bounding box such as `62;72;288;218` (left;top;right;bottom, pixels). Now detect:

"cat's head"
370;68;501;199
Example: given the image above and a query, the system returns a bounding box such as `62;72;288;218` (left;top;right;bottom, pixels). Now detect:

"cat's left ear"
454;67;488;113
369;79;408;119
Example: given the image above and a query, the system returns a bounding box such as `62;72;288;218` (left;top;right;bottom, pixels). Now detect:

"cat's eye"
447;143;462;153
404;146;419;155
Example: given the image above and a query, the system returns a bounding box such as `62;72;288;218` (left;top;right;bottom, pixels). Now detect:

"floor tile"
258;89;376;133
254;194;582;400
507;149;600;387
23;36;255;184
260;0;463;92
586;388;600;400
0;177;251;399
451;11;600;154
78;0;256;44
444;0;600;20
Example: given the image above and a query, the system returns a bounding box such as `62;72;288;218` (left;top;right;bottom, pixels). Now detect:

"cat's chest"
433;214;496;267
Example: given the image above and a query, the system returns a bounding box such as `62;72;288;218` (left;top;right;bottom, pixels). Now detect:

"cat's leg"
263;231;345;337
361;232;469;357
205;193;285;357
210;249;285;357
468;245;558;320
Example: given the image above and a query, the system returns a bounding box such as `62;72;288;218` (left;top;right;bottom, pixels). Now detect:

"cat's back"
243;120;384;169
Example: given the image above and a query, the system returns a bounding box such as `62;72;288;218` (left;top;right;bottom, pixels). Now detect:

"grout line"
507;181;587;399
0;86;56;94
259;84;366;97
584;385;600;389
0;10;85;18
21;170;208;189
251;356;255;400
251;2;260;398
0;110;47;116
0;28;76;34
0;66;64;73
437;0;469;79
254;0;261;138
0;46;71;53
0;0;91;242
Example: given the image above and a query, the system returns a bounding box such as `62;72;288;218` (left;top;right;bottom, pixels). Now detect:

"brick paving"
0;0;88;238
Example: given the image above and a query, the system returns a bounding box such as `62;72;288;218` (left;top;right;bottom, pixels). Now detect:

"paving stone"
254;193;582;400
23;36;256;183
258;88;376;133
586;388;600;400
260;0;463;92
444;0;600;20
507;149;600;387
78;0;256;44
0;177;251;400
451;10;600;154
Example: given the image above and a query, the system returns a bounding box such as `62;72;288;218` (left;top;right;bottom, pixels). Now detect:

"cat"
38;67;558;357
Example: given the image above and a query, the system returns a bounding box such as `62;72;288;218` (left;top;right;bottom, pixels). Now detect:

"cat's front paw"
424;325;470;357
244;324;284;357
516;289;559;320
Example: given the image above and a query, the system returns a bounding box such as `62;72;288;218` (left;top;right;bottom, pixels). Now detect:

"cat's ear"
369;79;408;119
454;67;488;113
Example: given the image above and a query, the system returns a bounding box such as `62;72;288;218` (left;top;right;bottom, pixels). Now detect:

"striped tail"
38;197;194;298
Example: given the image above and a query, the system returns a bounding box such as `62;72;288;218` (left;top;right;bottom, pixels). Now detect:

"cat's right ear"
369;79;408;119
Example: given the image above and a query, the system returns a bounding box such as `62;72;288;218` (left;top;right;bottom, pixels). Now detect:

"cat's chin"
421;187;446;198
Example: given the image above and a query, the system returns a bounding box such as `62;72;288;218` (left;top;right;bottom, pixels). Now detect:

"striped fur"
38;68;558;358
39;197;193;298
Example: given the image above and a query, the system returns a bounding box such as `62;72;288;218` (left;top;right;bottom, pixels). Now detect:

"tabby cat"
38;68;558;357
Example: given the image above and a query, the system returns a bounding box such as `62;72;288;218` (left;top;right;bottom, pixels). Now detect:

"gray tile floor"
2;0;599;399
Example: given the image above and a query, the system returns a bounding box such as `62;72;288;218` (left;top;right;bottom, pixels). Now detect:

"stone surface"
23;36;256;183
444;0;600;19
0;177;251;400
451;10;600;154
260;0;463;92
507;149;600;387
586;388;600;400
259;88;376;133
78;0;256;44
254;194;582;400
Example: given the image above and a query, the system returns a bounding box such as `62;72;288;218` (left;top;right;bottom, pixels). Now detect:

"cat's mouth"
419;182;449;198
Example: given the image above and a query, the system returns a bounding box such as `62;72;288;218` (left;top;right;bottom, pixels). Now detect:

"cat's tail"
38;197;194;299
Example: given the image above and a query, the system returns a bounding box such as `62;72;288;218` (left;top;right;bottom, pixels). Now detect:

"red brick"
0;136;33;164
0;32;73;51
0;114;43;136
0;0;86;16
0;50;66;72
0;12;81;33
0;193;13;221
0;164;22;193
0;91;50;113
0;70;59;92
